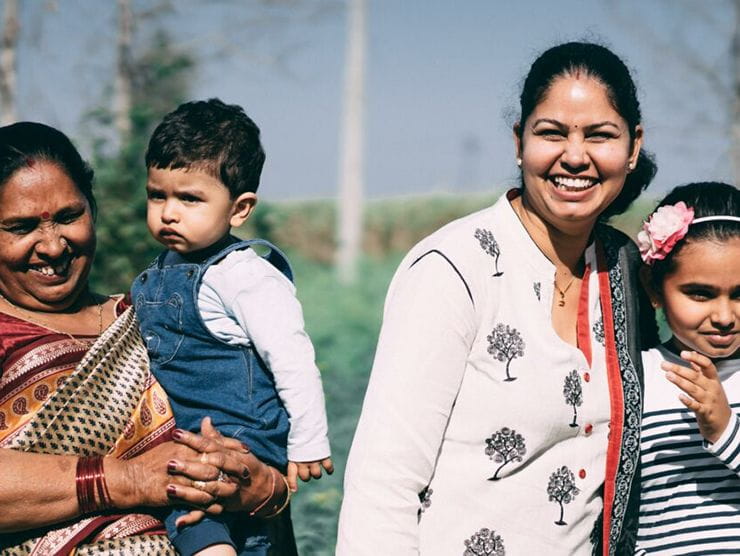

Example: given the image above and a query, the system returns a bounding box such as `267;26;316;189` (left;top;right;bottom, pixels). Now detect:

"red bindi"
40;211;50;220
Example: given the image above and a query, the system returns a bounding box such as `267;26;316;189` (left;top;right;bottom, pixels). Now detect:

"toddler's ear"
230;192;258;227
639;265;662;309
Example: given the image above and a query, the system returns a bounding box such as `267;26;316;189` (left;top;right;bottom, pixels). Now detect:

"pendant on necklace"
558;294;566;307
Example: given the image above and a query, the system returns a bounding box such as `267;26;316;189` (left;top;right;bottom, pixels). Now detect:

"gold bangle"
264;473;291;519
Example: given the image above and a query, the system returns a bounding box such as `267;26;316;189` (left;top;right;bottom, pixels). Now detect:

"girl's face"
657;237;740;359
514;75;642;232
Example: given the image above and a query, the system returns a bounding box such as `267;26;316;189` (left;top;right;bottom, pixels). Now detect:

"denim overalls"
132;237;291;556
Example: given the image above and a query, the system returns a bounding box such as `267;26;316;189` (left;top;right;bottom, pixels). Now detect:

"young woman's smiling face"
657;238;740;359
515;75;642;232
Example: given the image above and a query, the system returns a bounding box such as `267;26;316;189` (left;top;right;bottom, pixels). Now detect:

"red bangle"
75;456;112;515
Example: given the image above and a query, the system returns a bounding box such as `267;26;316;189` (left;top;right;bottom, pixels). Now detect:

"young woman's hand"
662;350;732;444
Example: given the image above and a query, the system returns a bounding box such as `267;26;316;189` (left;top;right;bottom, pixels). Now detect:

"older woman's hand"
172;418;289;526
171;417;289;528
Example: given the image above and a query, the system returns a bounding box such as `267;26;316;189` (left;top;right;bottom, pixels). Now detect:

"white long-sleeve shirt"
198;247;330;462
338;194;613;555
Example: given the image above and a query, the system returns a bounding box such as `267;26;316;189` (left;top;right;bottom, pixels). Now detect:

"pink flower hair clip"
637;202;694;264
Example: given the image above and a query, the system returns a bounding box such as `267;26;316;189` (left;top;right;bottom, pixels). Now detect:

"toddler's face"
146;167;239;254
658;237;740;360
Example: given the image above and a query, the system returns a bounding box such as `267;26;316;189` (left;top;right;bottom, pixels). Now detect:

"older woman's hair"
0;122;96;217
516;41;657;219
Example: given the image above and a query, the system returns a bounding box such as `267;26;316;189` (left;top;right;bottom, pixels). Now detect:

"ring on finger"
217;470;228;482
192;480;207;491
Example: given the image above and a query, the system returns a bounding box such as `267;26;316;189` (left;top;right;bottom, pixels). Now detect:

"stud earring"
627;161;635;172
516;158;522;167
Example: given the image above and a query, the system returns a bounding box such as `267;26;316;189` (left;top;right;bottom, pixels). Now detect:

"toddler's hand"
662;350;732;444
287;458;334;492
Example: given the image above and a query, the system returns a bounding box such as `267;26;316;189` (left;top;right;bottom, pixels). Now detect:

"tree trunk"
114;0;133;141
555;502;565;525
570;404;578;427
335;0;366;284
504;358;516;381
0;0;19;125
732;0;740;184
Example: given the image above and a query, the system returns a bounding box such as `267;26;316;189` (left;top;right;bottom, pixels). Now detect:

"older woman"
0;122;293;554
338;42;658;555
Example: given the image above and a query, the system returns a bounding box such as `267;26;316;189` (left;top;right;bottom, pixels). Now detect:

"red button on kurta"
583;372;591;382
584;423;593;435
579;469;586;479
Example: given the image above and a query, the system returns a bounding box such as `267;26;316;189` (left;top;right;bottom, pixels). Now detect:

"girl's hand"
662;350;732;444
287;458;334;492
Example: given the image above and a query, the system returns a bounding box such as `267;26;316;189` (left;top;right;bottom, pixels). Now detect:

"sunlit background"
3;0;737;552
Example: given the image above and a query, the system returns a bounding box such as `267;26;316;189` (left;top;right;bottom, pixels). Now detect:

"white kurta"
338;194;614;555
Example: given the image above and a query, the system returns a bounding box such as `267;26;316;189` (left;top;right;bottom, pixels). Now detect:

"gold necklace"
0;291;104;347
554;274;576;307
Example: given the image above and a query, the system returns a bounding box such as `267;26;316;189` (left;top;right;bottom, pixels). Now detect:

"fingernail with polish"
167;485;177;497
241;467;251;479
172;429;184;440
167;460;178;473
241;442;251;453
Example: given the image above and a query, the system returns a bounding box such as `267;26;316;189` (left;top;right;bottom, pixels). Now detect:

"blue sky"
12;0;735;200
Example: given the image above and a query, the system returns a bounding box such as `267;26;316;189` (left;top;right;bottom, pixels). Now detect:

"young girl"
635;181;740;555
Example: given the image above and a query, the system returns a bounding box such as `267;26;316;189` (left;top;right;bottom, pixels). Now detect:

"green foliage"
287;252;401;554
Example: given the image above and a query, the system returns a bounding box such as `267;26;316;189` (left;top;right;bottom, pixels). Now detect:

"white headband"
692;215;740;225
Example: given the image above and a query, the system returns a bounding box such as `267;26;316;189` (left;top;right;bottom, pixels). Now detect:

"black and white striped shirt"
637;345;740;555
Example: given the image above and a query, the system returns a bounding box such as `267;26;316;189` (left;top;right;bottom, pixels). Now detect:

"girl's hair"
0;121;96;217
516;41;657;219
650;181;740;288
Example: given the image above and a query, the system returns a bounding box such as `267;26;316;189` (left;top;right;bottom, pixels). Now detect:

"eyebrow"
531;119;621;130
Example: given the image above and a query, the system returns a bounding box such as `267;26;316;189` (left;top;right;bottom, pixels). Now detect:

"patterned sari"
0;304;177;555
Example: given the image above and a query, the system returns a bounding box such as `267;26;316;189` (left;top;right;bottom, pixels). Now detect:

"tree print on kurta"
463;527;505;556
547;466;580;526
533;281;541;301
487;324;525;382
563;370;583;427
474;228;503;277
485;427;526;481
593;316;605;346
418;486;433;514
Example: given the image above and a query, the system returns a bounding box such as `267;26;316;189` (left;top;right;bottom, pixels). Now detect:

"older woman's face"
514;75;642;232
0;161;95;311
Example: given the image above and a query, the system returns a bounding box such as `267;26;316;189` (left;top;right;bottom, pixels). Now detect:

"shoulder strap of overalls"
207;238;294;283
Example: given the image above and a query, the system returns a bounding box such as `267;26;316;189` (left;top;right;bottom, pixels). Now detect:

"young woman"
338;42;658;555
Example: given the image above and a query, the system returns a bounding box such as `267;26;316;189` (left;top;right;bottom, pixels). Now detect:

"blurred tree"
336;0;366;284
609;0;740;183
87;26;195;293
114;0;133;142
0;0;18;125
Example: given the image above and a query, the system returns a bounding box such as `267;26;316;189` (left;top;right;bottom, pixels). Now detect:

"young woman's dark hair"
516;41;657;219
0;121;96;217
145;98;266;197
649;181;740;288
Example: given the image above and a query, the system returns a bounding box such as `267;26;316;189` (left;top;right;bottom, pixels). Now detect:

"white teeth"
32;262;68;276
552;176;596;191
